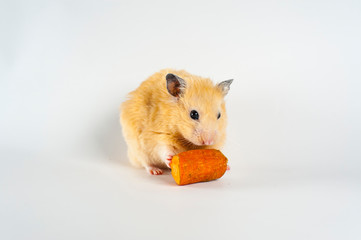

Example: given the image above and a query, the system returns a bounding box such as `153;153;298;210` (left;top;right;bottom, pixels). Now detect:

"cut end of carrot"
170;155;181;185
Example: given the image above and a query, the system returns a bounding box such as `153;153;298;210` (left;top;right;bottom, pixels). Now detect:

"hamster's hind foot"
145;166;163;175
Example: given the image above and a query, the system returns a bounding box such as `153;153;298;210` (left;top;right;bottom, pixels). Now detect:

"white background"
1;0;361;239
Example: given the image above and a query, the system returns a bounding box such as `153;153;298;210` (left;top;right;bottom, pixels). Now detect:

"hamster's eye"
190;110;199;120
217;112;221;119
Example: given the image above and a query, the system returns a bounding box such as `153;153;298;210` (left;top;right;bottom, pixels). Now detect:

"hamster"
120;69;232;175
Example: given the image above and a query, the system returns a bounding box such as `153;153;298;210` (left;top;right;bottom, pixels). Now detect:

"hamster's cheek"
183;130;201;146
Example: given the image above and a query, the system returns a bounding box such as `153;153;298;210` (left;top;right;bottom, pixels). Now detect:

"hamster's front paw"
165;154;173;168
158;146;176;169
145;166;163;175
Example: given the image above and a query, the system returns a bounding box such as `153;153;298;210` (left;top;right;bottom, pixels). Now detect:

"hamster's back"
120;69;189;134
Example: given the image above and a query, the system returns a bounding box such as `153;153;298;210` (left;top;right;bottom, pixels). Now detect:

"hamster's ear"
166;73;186;97
217;79;233;96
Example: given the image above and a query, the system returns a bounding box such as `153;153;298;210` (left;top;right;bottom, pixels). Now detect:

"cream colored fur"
120;69;230;174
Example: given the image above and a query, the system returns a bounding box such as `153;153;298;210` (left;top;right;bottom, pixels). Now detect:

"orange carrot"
170;149;228;185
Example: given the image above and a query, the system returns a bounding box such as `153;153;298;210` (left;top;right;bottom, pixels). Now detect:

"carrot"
170;149;228;185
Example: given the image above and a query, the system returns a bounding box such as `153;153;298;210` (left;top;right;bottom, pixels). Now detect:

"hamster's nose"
201;131;216;145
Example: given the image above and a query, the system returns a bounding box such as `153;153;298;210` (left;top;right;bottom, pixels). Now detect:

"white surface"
1;0;361;239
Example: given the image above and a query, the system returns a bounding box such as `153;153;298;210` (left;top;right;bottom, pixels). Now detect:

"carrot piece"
170;149;228;185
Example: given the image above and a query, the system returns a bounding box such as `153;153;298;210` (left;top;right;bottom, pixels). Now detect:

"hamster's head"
166;73;233;147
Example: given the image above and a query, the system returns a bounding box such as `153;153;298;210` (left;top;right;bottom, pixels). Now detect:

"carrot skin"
170;149;228;185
